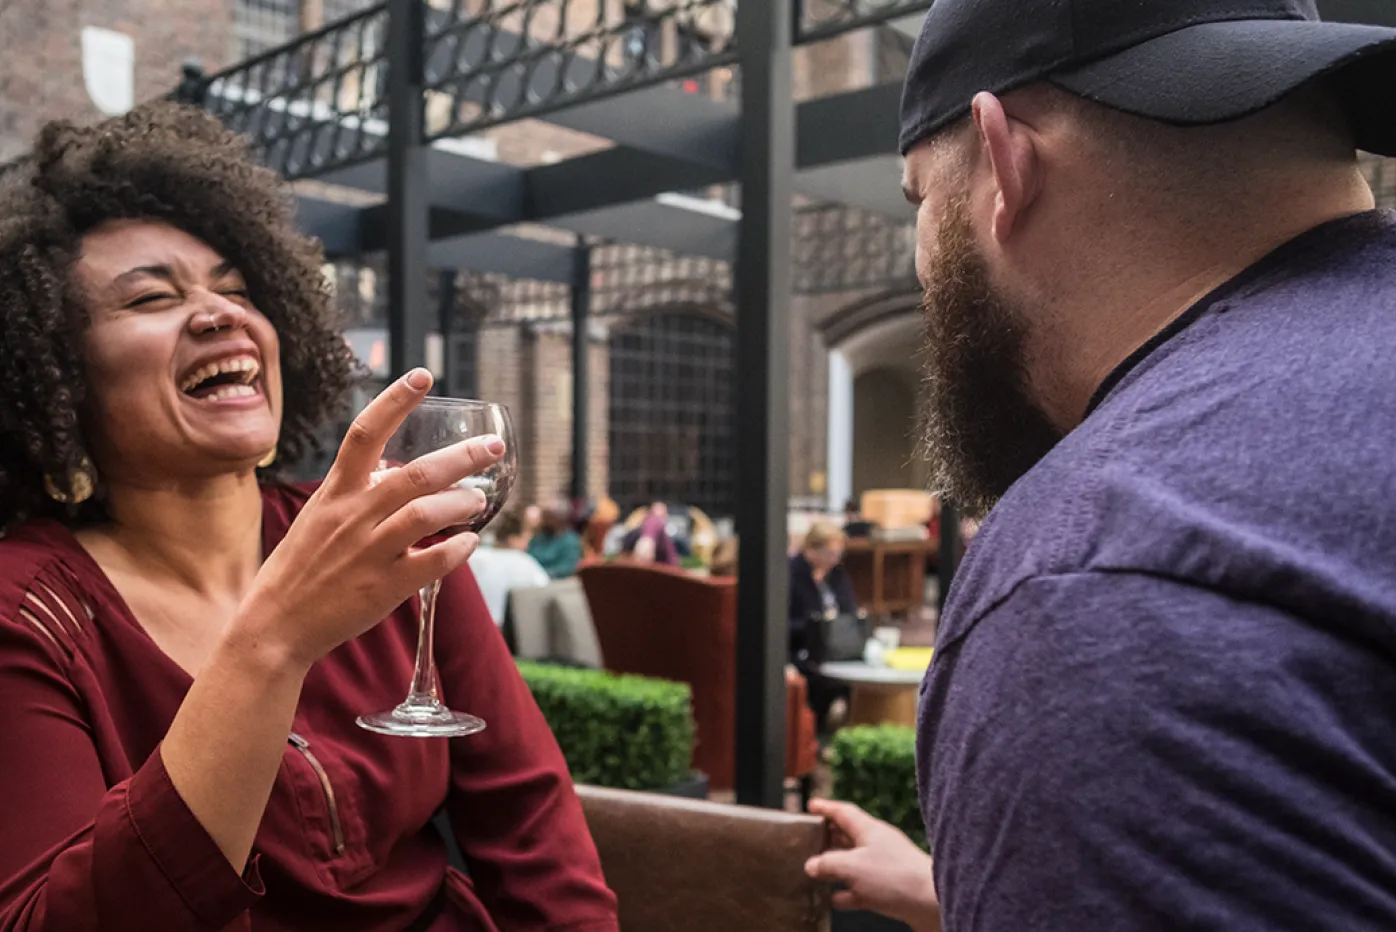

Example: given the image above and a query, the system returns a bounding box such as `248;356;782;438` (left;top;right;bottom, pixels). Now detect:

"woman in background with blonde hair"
789;523;861;727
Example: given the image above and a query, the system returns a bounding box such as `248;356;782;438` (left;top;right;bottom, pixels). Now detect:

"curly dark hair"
0;102;359;527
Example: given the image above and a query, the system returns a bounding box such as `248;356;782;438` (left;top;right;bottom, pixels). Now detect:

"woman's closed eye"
126;292;179;308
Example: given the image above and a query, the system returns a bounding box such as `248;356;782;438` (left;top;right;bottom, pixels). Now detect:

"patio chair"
577;562;820;798
576;784;831;932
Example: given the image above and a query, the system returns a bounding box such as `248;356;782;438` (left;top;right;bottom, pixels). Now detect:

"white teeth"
180;356;261;393
200;384;258;402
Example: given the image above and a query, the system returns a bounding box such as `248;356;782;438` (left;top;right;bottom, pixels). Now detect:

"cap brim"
1052;19;1396;156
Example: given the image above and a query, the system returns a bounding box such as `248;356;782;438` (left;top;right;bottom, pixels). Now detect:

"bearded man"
806;2;1396;929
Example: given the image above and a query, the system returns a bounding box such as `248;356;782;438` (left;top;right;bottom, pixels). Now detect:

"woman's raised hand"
234;369;503;668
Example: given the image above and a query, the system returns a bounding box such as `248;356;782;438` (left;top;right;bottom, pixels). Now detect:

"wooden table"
819;662;928;727
842;538;938;617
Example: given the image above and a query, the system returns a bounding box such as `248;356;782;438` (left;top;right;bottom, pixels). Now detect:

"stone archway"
818;288;925;508
853;366;920;495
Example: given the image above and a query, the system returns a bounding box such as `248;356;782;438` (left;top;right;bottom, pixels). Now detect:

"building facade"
5;1;1392;520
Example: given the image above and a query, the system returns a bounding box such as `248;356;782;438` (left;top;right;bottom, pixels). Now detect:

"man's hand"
805;799;941;932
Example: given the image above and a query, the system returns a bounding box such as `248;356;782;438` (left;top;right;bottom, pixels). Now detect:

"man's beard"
917;198;1064;520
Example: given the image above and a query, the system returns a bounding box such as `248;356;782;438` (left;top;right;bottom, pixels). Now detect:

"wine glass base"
357;702;487;738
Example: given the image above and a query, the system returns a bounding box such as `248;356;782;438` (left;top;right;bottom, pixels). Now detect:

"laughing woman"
0;105;617;932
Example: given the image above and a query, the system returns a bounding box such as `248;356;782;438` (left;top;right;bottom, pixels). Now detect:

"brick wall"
0;0;879;512
476;323;609;511
0;0;230;161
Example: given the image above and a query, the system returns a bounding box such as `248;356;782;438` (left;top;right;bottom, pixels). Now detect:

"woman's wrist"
218;607;315;684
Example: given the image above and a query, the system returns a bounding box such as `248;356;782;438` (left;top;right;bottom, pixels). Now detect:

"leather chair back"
579;562;819;790
577;785;830;932
579;563;739;785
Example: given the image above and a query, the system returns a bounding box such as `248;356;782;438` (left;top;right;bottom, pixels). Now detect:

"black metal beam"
734;0;794;810
796;83;902;169
386;0;428;377
361;204;510;252
320;81;910;259
570;240;592;503
526;147;731;220
436;269;456;396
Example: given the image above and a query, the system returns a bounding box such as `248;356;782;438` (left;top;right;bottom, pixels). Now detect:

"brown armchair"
578;562;820;795
577;785;830;932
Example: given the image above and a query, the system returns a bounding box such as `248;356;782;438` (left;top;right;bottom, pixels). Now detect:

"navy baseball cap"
899;0;1396;156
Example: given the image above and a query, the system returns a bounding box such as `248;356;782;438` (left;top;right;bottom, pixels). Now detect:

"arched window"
608;309;735;517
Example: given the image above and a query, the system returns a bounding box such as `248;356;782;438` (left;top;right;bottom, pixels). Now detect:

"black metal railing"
197;3;391;179
796;0;931;45
421;0;739;140
190;0;931;180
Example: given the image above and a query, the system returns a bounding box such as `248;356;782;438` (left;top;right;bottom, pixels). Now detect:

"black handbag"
808;610;868;665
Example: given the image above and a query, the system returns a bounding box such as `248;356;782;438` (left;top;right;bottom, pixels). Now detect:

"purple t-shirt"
919;211;1396;930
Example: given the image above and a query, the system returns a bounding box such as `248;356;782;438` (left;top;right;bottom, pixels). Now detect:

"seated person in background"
582;496;619;558
843;499;874;539
522;503;542;537
470;511;550;626
709;537;739;578
620;502;681;566
526;502;584;579
790;523;860;630
789;524;861;724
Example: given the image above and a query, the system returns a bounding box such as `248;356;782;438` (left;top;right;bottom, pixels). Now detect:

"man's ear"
971;92;1042;243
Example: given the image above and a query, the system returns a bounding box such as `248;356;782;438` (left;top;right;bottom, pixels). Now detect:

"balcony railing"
421;0;739;140
198;3;392;179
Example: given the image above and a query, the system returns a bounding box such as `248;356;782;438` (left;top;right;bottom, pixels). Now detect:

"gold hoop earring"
44;455;96;505
258;447;278;469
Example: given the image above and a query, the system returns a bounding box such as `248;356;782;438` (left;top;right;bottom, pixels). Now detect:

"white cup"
873;626;901;652
863;638;887;667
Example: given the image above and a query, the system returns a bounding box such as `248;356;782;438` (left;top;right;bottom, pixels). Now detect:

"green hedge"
517;661;694;791
830;725;925;849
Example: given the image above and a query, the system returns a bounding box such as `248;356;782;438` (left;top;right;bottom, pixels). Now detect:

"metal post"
174;61;207;106
386;0;429;378
734;0;795;809
570;239;593;503
436;269;457;396
938;501;960;612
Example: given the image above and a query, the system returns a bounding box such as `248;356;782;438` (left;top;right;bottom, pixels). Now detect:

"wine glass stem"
405;577;443;707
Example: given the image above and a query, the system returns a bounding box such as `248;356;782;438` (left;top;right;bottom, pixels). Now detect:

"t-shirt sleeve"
923;571;1396;932
0;581;263;931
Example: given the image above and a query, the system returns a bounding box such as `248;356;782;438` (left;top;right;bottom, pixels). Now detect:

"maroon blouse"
0;483;618;931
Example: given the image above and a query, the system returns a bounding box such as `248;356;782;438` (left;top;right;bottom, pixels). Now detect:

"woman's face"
74;220;283;486
808;541;845;573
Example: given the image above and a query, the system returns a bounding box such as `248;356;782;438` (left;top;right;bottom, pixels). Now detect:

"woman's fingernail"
482;435;505;455
406;368;431;390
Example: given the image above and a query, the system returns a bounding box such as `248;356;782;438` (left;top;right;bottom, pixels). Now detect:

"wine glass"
357;397;518;738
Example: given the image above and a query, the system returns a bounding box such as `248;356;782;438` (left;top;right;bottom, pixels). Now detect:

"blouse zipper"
288;732;347;855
